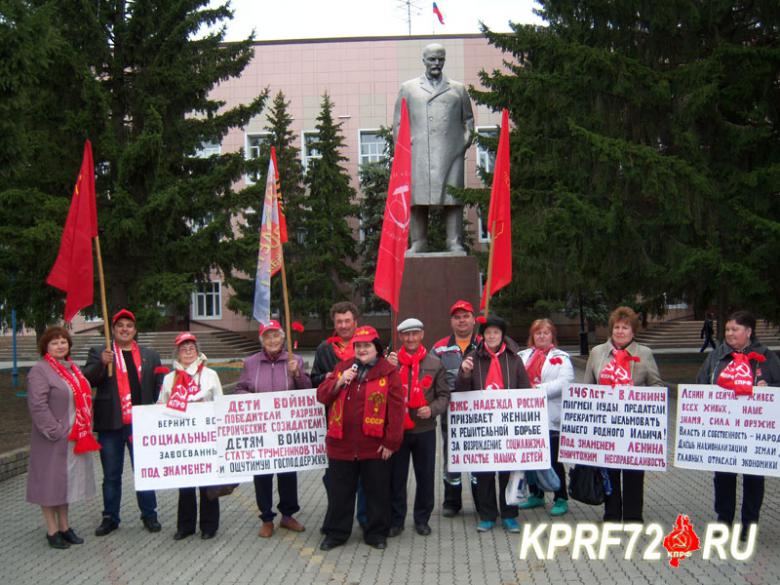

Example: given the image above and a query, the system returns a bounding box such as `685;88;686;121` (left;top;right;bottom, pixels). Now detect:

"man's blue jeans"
98;425;157;524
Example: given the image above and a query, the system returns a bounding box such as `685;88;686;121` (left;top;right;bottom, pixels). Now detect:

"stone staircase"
634;319;780;350
0;330;261;363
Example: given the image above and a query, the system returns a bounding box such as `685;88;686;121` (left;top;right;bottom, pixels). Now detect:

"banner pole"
483;220;496;318
280;254;293;356
94;235;112;376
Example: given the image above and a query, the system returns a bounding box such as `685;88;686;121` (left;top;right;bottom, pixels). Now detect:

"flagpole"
483;221;496;318
94;235;112;376
279;254;293;356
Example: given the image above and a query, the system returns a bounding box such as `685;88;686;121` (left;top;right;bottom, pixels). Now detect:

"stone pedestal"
397;254;480;344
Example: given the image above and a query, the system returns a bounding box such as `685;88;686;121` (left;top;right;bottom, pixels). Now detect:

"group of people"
26;302;780;551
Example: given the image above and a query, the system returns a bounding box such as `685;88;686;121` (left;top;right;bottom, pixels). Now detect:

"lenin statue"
393;43;475;254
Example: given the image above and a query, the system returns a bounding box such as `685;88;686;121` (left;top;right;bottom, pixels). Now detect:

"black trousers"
177;487;219;533
390;430;436;527
475;471;517;522
714;471;764;525
441;420;479;512
529;431;568;501
323;458;392;545
604;469;644;522
253;473;300;522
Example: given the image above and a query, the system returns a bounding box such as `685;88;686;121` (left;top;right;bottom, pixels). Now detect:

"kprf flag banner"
253;147;286;324
374;98;412;311
433;2;445;25
215;389;328;478
46;140;98;322
675;384;780;477
132;403;252;491
481;108;511;309
558;383;668;471
447;389;550;472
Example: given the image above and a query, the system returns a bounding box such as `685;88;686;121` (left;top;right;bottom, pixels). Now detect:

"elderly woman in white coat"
517;319;574;516
157;332;223;540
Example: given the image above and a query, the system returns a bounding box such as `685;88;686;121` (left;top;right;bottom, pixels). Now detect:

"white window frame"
245;132;272;184
358;129;386;166
475;126;499;176
476;207;491;244
195;140;221;159
302;131;321;172
191;281;222;320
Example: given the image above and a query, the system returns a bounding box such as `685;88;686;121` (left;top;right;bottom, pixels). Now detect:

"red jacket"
316;357;405;460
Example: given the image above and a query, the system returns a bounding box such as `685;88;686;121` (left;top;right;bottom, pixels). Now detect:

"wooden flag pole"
483;219;496;318
279;254;293;356
94;235;112;376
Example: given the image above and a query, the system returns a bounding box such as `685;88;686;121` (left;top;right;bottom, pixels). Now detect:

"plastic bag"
505;470;530;505
568;465;605;505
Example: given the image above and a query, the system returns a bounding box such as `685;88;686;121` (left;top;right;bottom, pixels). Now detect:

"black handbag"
568;465;605;505
205;484;239;501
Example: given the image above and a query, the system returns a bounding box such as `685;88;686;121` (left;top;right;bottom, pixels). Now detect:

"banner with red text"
674;384;780;476
447;389;550;472
132;403;252;490
215;389;328;478
558;383;668;471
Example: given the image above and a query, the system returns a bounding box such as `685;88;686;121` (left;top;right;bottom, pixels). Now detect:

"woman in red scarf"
316;326;405;551
27;327;99;549
696;310;780;537
583;306;663;522
517;319;574;516
455;316;531;533
157;333;223;540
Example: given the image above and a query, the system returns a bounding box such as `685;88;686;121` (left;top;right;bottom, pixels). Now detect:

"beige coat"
583;340;663;387
394;75;474;206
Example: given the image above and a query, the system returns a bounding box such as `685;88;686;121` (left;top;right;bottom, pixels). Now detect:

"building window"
359;130;386;166
476;206;490;243
302;131;320;172
476;126;498;175
245;133;271;184
195;140;221;159
192;281;222;320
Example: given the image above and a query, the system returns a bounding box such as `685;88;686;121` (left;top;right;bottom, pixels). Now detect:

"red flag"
374;99;412;312
46;140;98;322
271;147;288;243
480;109;511;309
433;2;445;25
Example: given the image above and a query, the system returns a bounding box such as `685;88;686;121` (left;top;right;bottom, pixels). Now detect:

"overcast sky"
214;0;545;42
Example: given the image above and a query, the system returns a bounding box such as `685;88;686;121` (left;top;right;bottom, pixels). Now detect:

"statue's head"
422;43;446;79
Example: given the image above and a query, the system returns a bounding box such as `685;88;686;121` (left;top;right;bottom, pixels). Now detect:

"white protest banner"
215;389;328;478
558;383;668;471
447;388;550;472
675;384;780;477
132;403;249;490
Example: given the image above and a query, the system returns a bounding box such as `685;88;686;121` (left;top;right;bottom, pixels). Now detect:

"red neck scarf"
326;365;390;439
484;343;507;390
718;352;766;396
397;345;433;429
327;335;355;361
166;361;205;413
525;345;554;387
114;341;142;424
599;348;639;387
44;354;101;454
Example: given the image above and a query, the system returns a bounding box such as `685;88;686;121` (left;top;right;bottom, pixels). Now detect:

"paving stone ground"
3;359;780;584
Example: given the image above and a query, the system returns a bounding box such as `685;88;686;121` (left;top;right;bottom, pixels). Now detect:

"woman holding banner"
696;310;780;536
456;315;531;533
583;306;662;523
517;318;574;517
235;320;311;538
27;326;99;549
316;325;405;551
158;332;223;540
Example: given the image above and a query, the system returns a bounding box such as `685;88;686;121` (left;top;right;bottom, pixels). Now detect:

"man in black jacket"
83;309;165;536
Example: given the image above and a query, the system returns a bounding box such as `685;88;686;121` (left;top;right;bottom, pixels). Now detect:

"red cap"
351;325;379;345
259;320;283;336
174;332;198;346
112;309;136;325
450;300;474;316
